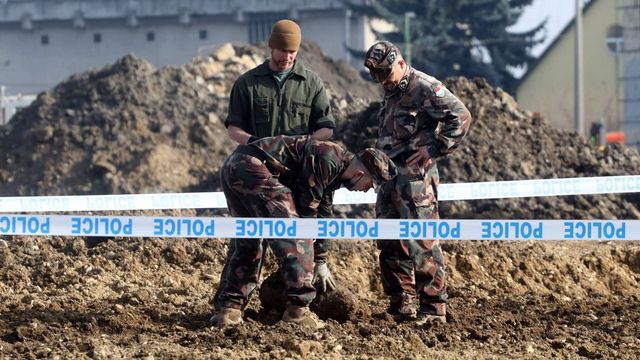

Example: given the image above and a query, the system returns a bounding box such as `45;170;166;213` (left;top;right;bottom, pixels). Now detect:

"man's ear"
356;170;365;177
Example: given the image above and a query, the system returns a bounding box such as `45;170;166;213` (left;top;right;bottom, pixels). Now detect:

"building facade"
517;0;640;149
619;0;640;148
516;0;618;139
0;0;379;96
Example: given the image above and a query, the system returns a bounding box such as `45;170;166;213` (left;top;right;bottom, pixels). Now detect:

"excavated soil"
0;43;639;358
0;236;638;359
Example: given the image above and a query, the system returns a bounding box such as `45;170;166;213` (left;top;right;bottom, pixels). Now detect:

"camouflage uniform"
365;41;473;317
215;59;336;310
216;135;354;310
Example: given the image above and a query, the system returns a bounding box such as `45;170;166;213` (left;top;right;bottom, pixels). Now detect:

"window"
40;34;49;45
93;33;102;44
606;24;623;55
199;29;207;40
146;31;155;42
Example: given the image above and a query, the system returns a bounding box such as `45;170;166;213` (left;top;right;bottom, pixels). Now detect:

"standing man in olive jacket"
225;19;335;143
212;19;337;316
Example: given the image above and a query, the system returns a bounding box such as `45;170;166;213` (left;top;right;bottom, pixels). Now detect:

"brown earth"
0;42;639;358
0;235;638;359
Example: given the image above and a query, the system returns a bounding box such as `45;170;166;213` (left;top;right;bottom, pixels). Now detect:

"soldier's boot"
386;293;417;321
416;303;446;325
282;304;325;330
210;307;243;328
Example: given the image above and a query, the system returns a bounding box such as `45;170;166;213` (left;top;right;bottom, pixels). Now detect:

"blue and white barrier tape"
0;214;636;240
1;175;639;212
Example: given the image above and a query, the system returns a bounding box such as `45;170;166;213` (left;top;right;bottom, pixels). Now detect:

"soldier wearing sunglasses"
364;41;473;325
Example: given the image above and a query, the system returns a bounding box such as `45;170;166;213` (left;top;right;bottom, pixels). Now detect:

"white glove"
312;262;336;292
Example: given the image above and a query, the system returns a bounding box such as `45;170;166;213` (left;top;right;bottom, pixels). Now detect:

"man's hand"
312;261;336;292
406;146;434;167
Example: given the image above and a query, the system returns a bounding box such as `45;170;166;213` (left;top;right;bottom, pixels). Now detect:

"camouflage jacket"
235;135;351;218
376;67;472;161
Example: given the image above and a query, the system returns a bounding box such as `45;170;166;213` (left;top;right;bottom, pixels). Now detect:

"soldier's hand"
312;261;337;292
406;146;433;167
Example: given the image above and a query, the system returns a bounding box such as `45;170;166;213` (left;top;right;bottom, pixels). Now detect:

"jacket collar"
385;66;413;98
255;60;307;80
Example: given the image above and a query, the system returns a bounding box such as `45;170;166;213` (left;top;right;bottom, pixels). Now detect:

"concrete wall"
0;0;370;95
300;9;350;62
516;0;618;137
0;16;247;94
620;0;640;148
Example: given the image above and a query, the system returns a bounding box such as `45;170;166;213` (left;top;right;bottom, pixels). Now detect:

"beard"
383;79;398;91
273;59;293;70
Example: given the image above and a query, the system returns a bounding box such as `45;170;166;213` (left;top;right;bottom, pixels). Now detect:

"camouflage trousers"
375;161;447;315
214;153;316;310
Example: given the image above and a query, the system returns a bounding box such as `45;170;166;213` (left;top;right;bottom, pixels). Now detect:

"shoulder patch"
433;85;445;98
398;77;409;92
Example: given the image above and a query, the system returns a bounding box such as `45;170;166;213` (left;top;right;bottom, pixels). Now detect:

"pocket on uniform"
288;101;311;133
408;177;436;208
393;106;419;140
257;183;296;217
253;97;271;124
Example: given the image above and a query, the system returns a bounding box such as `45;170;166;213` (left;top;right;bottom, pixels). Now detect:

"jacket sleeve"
308;76;336;132
313;190;334;262
224;77;251;131
421;82;473;158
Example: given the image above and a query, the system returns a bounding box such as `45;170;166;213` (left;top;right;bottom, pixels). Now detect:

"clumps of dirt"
259;269;369;323
335;77;640;220
311;286;371;323
0;54;231;196
294;41;381;106
0;235;638;359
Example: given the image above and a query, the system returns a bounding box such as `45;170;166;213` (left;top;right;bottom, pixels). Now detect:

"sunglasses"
368;67;393;83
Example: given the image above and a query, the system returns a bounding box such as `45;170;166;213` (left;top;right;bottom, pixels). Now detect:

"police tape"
1;175;640;212
0;214;637;240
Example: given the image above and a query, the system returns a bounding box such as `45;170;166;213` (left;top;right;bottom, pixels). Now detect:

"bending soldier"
215;19;337;312
211;135;397;329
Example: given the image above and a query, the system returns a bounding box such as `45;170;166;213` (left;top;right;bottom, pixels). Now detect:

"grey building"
0;0;379;95
619;0;640;148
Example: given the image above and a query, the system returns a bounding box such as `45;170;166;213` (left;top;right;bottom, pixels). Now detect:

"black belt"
391;150;417;165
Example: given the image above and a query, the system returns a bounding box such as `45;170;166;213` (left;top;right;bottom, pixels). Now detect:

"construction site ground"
0;42;639;359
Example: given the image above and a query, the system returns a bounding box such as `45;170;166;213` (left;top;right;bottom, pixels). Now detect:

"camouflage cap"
364;41;401;82
364;41;401;69
355;148;398;185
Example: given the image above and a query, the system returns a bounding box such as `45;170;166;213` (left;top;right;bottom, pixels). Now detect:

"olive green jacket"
224;60;336;138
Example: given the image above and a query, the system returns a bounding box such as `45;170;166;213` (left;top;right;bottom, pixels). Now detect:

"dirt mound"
335;77;640;220
0;54;230;195
259;269;370;323
0;41;376;196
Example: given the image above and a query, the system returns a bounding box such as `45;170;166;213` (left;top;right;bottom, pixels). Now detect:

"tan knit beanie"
268;19;301;51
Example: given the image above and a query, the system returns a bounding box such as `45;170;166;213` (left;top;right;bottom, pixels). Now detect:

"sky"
510;0;578;57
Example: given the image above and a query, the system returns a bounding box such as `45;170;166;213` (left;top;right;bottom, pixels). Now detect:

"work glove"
312;261;336;293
